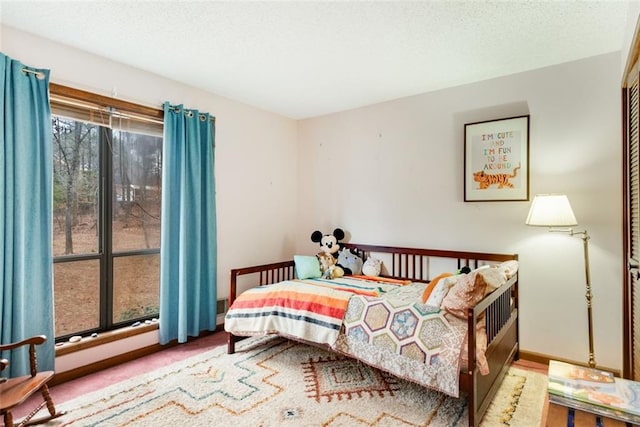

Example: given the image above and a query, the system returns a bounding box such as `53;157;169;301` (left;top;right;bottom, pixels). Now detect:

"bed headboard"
342;243;518;283
229;243;518;305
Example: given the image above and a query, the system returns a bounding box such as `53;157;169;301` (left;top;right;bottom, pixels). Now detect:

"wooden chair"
0;335;65;427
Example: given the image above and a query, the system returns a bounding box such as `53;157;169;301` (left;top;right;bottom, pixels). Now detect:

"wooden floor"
513;357;549;375
546;404;637;427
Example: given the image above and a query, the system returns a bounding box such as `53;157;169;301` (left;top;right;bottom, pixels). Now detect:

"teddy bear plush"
317;252;344;279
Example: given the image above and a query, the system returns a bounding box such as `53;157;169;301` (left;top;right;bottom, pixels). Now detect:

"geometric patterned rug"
44;335;546;426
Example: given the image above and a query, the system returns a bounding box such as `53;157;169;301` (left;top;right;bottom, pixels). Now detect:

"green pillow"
294;255;321;279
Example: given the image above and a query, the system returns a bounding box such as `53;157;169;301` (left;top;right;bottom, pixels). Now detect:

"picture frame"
464;115;530;202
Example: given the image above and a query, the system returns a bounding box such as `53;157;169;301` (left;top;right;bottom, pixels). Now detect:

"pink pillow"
441;271;487;319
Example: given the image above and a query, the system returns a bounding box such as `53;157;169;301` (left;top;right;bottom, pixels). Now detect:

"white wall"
0;22;630;372
297;52;623;370
1;25;299;372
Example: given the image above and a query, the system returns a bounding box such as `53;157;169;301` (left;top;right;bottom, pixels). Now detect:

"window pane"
113;254;160;324
52;117;100;256
54;260;100;336
112;130;162;251
50;86;164;340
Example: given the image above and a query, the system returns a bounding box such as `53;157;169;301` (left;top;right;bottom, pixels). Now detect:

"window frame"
50;84;164;341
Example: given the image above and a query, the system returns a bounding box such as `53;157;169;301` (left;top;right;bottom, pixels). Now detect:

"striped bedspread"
224;278;396;346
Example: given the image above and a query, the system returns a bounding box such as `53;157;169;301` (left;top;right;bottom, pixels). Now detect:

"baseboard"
51;325;225;387
519;349;620;377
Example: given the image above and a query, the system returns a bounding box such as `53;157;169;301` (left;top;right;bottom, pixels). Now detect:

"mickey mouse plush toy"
311;228;345;260
312;228;361;276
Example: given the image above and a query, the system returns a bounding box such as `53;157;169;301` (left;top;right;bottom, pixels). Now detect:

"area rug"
45;336;546;426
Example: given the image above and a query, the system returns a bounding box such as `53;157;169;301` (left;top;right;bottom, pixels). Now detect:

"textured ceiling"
0;1;631;119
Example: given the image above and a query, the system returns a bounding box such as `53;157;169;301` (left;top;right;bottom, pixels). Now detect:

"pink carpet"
9;332;227;422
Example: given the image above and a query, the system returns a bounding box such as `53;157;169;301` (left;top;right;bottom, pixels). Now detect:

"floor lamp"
525;194;596;368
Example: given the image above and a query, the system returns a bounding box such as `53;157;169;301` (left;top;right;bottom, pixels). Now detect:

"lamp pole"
551;227;596;368
570;229;596;368
525;194;596;369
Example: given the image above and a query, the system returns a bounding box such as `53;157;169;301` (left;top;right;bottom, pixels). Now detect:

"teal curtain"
159;102;217;344
0;53;54;375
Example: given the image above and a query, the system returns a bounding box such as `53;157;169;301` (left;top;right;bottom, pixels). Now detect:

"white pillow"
425;275;458;307
478;267;507;291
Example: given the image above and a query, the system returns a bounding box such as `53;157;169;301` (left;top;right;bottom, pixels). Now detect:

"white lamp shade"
525;194;578;227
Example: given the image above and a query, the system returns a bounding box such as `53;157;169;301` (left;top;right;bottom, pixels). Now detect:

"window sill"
55;322;158;357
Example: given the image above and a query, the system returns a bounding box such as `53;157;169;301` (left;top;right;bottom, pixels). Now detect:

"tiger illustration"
473;163;521;189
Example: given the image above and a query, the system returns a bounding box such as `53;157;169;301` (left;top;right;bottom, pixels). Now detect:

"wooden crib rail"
227;260;295;353
229;260;295;307
467;273;519;424
343;243;517;282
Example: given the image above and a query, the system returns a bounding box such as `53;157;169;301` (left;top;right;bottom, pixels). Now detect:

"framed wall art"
464;115;530;202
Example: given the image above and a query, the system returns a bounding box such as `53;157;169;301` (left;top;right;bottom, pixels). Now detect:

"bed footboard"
464;273;519;427
227;260;295;353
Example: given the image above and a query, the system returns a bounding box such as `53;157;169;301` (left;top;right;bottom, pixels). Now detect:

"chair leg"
41;385;55;416
15;385;66;427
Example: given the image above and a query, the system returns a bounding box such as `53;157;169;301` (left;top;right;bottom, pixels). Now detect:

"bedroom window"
50;85;163;341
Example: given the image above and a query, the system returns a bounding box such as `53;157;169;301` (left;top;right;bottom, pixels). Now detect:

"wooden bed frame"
226;243;519;427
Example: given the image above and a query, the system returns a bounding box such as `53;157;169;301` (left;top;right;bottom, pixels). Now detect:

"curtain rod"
167;105;216;123
21;67;46;79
